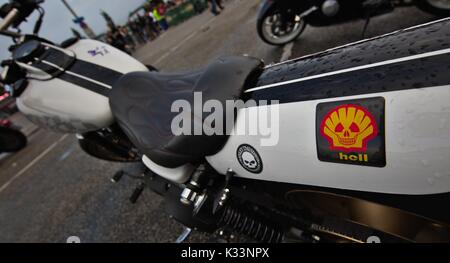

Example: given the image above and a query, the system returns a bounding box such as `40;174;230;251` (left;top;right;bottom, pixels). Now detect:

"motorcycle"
1;0;450;242
0;0;152;162
0;80;26;154
257;0;450;45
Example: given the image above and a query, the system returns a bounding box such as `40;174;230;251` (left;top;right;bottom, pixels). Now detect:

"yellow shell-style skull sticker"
320;104;378;152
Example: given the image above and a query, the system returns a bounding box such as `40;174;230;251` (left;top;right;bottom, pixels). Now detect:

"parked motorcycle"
1;0;450;242
0;0;150;162
257;0;450;45
0;83;26;153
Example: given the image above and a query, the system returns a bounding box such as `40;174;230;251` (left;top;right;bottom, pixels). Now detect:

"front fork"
278;2;318;25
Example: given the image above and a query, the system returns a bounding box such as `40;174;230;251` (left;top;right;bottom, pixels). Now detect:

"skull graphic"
321;105;378;152
242;151;258;169
237;145;263;173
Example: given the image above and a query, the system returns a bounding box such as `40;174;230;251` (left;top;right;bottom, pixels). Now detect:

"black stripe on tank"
29;61;111;97
40;47;123;87
58;73;111;97
66;59;123;87
249;53;450;104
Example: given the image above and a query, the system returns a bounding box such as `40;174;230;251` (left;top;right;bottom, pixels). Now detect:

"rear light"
0;92;9;101
0;119;11;127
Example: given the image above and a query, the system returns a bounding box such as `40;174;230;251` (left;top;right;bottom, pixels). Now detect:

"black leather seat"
109;56;263;168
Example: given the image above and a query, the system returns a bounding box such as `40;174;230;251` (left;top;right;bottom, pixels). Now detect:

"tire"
78;139;131;162
78;132;141;163
416;0;450;16
257;5;307;46
0;127;27;153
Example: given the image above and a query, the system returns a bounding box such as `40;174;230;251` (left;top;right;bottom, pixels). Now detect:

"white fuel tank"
207;87;450;196
208;18;450;196
16;39;148;133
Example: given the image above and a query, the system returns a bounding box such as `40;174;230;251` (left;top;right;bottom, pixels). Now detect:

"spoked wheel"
0;126;27;153
258;8;306;46
416;0;450;16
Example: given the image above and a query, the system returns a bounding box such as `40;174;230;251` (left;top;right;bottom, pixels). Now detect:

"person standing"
119;26;135;51
146;12;160;38
152;6;168;31
129;19;145;44
106;27;129;54
192;0;204;14
208;0;224;16
216;0;224;10
137;14;150;41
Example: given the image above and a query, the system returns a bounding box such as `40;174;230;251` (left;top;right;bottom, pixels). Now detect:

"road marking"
154;52;171;65
246;47;450;93
154;30;197;64
0;134;69;194
280;42;294;62
154;16;217;65
171;31;198;52
22;126;35;135
22;125;40;137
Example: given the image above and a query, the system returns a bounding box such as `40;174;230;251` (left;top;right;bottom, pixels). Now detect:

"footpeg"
180;187;198;206
130;182;145;204
111;170;125;183
175;227;192;243
179;164;207;206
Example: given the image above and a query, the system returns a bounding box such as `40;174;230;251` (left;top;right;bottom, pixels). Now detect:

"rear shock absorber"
218;205;284;243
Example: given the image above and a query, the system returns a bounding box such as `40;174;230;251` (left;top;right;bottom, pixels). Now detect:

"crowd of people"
103;0;227;54
105;1;170;54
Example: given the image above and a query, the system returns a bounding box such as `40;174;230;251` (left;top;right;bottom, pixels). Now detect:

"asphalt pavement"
0;0;442;242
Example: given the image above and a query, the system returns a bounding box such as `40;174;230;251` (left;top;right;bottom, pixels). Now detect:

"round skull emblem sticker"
237;144;263;174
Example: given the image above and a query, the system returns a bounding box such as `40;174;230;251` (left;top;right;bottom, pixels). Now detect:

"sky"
0;0;146;61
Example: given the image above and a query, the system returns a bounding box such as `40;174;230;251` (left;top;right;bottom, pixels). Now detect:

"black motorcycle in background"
0;83;26;154
257;0;450;45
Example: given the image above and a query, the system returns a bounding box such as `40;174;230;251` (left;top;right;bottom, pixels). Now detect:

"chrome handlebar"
0;8;19;31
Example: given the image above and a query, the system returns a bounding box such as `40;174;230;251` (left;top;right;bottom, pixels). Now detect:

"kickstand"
361;0;386;39
175;227;192;243
361;15;371;39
